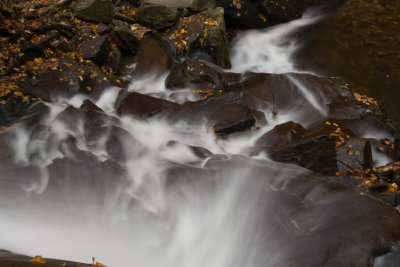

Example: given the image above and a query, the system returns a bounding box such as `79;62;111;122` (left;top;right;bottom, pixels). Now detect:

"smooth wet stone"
166;92;255;135
134;33;173;77
73;0;114;23
256;121;306;148
267;135;338;175
117;91;179;118
165;156;400;266
80;99;104;112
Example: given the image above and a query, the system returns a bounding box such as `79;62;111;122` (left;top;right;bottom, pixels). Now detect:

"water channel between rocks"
1;6;400;267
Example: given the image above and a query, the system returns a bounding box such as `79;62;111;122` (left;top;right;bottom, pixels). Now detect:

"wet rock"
50;38;71;52
236;73;394;136
165;58;227;93
134;33;173;77
80;99;104;112
256;121;306;148
80;36;111;65
336;138;373;172
117;91;179;118
136;0;216;30
96;23;111;34
167;140;212;159
166;156;400;266
249;108;268;128
73;0;114;23
161;7;231;68
112;21;140;55
136;1;181;30
297;0;400;128
56;105;116;133
217;0;311;29
0;93;49;129
267;135;338;175
103;125;144;162
17;59;116;101
107;46;122;74
166;92;255;135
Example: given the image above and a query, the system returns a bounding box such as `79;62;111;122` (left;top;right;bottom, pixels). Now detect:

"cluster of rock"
2;0;400;265
1;0;400;204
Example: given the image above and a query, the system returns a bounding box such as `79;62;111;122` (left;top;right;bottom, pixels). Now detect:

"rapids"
0;5;399;267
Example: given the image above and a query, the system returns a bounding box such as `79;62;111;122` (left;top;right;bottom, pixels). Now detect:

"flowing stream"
0;7;397;267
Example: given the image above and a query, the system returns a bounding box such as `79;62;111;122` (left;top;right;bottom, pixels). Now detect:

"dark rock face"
80;99;103;112
165;58;227;93
107;46;122;74
297;0;400;128
166;157;400;266
17;59;116;101
161;7;231;68
134;34;173;77
256;121;306;148
136;1;182;29
80;36;111;66
166;92;255;135
337;138;373;172
267;135;338;175
117;91;179;118
217;0;311;29
73;0;114;23
112;21;140;55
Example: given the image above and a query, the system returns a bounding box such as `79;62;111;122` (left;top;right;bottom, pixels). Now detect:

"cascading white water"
0;6;397;267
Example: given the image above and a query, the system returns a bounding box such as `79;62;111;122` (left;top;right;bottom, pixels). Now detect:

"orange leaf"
29;255;46;264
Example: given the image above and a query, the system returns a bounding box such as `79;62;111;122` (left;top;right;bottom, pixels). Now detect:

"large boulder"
267;135;338;175
166;92;255;135
73;0;114;24
297;0;400;128
161;7;231;68
136;0;217;30
136;0;183;30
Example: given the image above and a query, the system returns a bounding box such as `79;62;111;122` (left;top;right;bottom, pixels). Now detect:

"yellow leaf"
86;86;92;91
78;75;83;81
29;255;46;264
14;91;23;97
